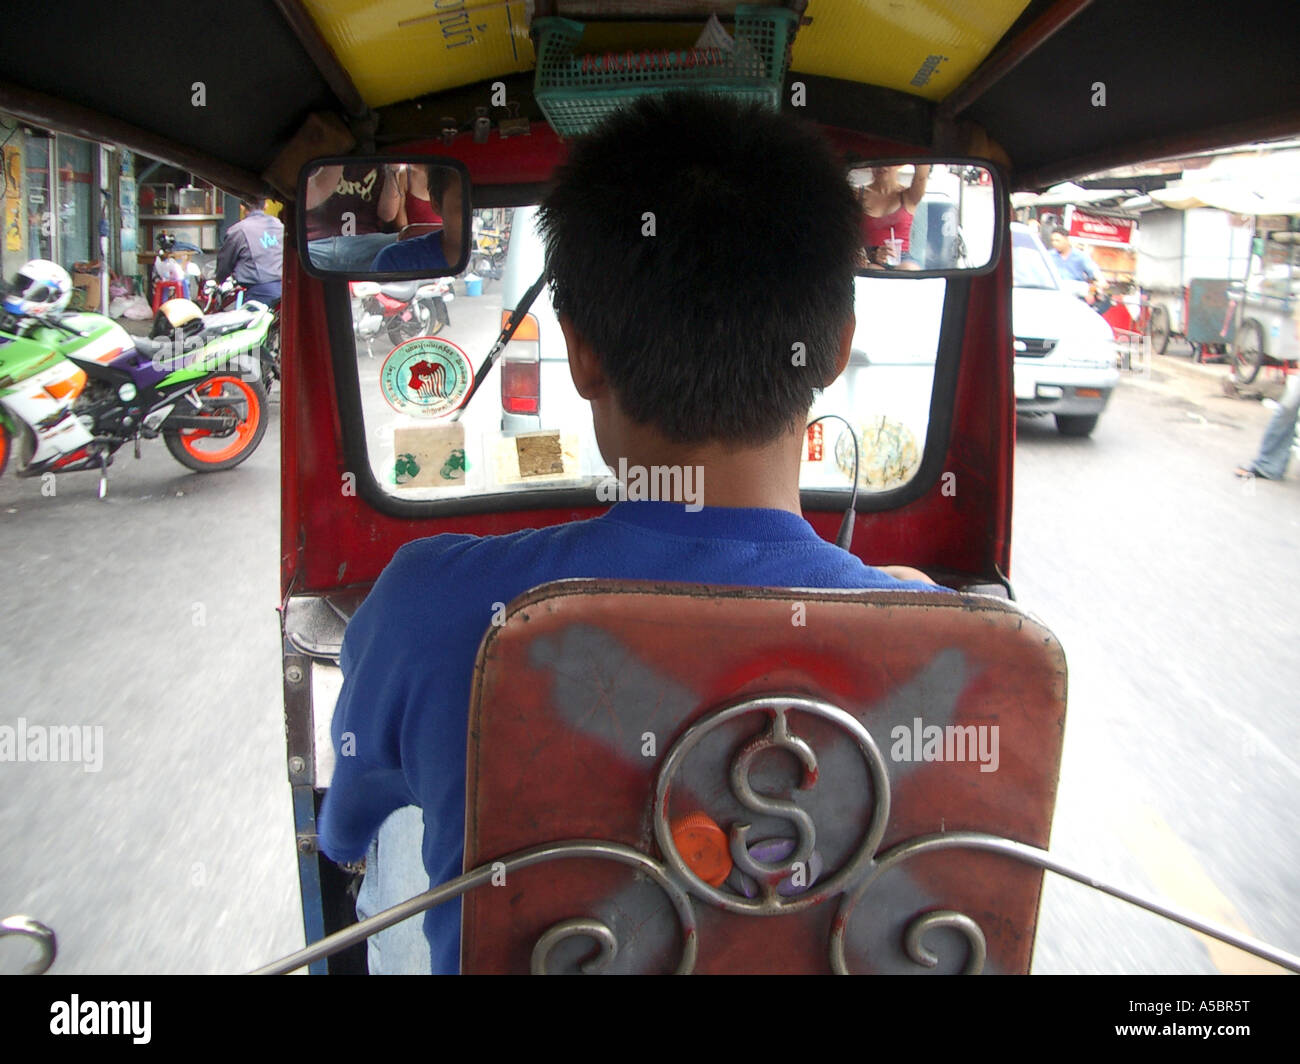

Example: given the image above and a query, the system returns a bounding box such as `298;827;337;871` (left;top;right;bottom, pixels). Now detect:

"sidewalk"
1124;337;1285;434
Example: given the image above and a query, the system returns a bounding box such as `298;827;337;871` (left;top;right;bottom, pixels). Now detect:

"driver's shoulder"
382;520;605;592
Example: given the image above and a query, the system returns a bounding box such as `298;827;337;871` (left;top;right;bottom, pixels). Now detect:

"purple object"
728;838;824;899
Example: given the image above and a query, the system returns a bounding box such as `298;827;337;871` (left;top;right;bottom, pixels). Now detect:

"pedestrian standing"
1235;302;1300;480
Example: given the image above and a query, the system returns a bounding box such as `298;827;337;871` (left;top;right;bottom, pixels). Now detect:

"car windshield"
1012;229;1059;290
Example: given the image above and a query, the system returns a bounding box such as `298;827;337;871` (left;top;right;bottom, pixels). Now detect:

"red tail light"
500;310;540;415
501;360;539;414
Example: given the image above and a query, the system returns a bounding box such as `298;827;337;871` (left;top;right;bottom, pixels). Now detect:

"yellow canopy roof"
301;0;1032;110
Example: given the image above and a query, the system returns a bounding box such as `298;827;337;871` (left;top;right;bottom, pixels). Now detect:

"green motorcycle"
0;273;273;494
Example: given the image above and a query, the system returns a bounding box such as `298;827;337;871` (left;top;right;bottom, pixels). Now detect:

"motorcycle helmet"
3;259;73;317
149;297;205;340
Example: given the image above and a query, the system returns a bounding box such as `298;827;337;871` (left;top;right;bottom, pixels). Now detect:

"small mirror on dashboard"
298;156;471;279
848;162;998;275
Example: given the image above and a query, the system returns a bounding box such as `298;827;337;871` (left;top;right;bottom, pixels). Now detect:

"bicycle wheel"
1231;319;1263;385
1148;306;1170;355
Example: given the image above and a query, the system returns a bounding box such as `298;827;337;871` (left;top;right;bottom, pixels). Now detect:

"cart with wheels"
1229;229;1299;384
1135;204;1253;360
1185;277;1235;365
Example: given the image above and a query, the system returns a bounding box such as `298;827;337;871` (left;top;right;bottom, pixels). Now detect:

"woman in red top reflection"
381;164;444;229
858;164;930;270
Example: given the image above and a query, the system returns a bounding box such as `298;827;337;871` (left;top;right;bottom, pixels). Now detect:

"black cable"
806;413;860;550
450;269;547;422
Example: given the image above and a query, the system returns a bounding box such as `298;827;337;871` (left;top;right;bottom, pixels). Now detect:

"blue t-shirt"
317;500;942;973
370;231;449;273
1051;246;1100;283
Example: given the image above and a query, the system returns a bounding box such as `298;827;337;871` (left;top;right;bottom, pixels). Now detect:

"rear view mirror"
849;161;1001;276
297;156;472;280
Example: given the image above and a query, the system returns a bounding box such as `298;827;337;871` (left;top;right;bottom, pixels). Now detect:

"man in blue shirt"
1048;228;1107;291
369;167;465;274
318;93;941;974
216;196;283;304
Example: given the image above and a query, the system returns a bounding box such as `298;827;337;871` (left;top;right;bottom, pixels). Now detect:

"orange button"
670;812;732;887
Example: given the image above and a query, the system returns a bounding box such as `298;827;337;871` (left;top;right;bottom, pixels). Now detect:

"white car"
1011;222;1119;436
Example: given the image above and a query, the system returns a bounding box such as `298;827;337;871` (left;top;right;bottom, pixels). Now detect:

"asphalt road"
1018;342;1299;974
0;333;1296;975
0;389;297;975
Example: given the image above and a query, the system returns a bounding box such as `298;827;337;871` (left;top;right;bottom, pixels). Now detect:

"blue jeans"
243;281;281;304
307;233;399;274
1246;374;1300;479
355;805;433;974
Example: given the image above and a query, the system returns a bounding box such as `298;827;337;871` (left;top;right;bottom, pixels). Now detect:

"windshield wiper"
451;271;548;422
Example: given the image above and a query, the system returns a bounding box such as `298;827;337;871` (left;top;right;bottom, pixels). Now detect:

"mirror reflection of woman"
380;164;444;230
858;165;930;270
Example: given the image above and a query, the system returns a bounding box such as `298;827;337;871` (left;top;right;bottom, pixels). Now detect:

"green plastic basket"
533;5;798;137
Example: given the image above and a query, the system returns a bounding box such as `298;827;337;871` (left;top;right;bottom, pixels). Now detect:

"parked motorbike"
471;212;510;281
350;279;451;356
196;275;281;388
0;296;272;496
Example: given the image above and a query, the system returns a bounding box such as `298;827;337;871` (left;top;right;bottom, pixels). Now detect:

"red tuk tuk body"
3;0;1299;977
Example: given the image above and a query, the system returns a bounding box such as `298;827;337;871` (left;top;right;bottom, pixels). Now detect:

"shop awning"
1148;181;1300;217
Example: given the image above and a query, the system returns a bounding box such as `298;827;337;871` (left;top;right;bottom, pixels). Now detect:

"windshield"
1012;229;1060;290
350;206;947;504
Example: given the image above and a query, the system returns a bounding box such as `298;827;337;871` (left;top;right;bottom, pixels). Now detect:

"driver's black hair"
537;92;859;446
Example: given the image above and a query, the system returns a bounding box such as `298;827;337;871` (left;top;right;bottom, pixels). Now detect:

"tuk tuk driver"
319;92;942;974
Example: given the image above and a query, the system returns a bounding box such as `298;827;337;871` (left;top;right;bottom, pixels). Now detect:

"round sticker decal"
379;337;474;417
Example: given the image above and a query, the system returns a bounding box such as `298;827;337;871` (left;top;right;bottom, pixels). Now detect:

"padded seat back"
462;580;1066;974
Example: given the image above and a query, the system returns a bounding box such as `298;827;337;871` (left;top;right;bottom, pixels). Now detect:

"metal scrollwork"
252;841;698;975
653;695;890;915
903;910;987;975
830;831;1300;974
531;918;619;975
0;915;57;975
727;709;820;904
250;691;1300;975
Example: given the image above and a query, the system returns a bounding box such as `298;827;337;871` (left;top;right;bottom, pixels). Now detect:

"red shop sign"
1068;209;1133;245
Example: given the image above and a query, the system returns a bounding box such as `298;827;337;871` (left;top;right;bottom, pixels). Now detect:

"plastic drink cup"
884;237;903;266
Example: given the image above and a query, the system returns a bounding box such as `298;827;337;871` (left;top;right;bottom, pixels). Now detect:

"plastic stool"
152;280;184;312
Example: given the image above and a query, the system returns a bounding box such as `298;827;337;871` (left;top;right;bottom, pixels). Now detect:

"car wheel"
1148;306;1170;355
1055;414;1099;437
1231;318;1264;385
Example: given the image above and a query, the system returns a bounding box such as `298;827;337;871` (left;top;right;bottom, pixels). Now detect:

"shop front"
1;116;116;311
